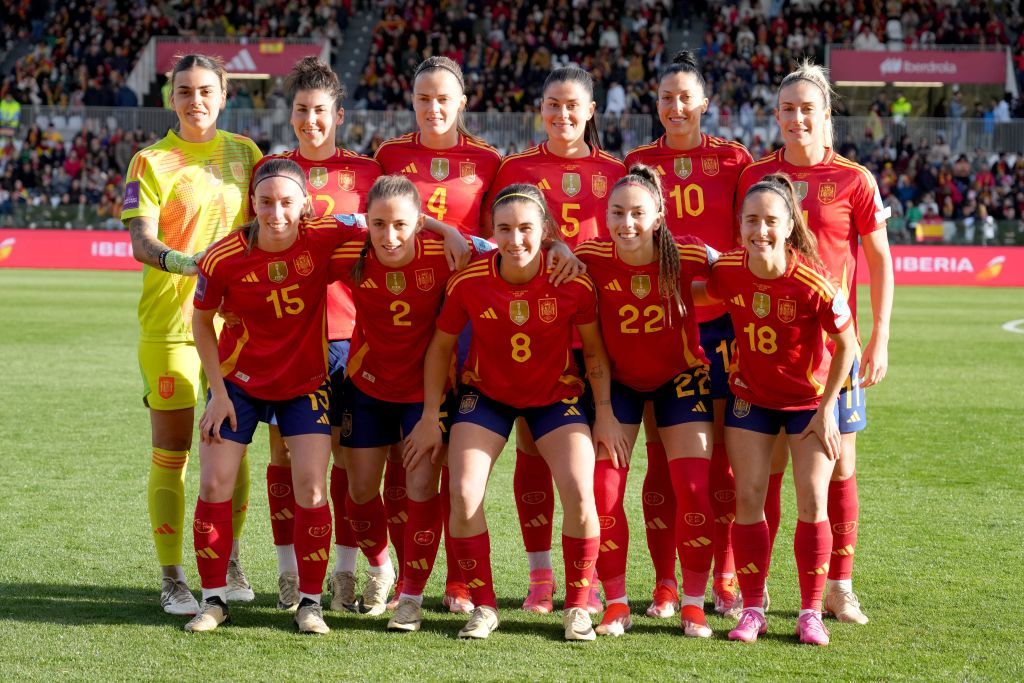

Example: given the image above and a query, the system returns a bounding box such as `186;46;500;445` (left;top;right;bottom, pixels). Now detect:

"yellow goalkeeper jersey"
121;129;262;342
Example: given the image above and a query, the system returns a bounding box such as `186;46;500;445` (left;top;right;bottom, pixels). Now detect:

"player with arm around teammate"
625;49;752;619
576;164;720;638
705;174;857;646
405;184;626;641
736;60;893;623
122;53;261;615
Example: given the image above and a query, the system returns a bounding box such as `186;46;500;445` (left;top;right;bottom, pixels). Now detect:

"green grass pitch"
0;269;1021;681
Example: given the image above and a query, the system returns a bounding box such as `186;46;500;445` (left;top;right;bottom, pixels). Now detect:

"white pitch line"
1001;319;1024;334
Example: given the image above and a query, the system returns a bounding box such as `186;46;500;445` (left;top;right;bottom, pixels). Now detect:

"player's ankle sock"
827;474;859;581
795;519;832;611
298;592;321;605
827;578;853;593
266;464;295;546
642;441;677;584
334;545;358;574
514;449;554;555
526;550;552;572
398;592;424;605
149;448;188;566
276;544;298;574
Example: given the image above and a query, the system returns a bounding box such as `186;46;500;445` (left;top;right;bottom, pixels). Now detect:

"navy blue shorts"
610;366;713;427
268;339;349;428
838;355;867;434
212;380;331;444
699;313;735;400
339;378;456;448
452;388;589;441
724;394;839;436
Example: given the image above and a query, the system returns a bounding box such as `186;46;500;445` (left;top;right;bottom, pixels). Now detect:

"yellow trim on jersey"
574;242;614;258
832;155;880;188
806;357;825;395
794;266;837;300
374;133;416;155
219;322;251;378
346;342;369;380
444;261;490;295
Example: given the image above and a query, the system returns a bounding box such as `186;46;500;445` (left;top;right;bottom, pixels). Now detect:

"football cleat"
824;588;869;624
277;572;299;611
359;568;395;616
563;606;596;642
160;577;200;616
522;569;555;614
328;570;358;612
712;576;741;618
595;602;632;637
183;596;228;633
295;598;330;634
226;559;255;603
458;605;500;639
681;604;713;638
387;598;423;632
728;608;767;643
645;583;679;618
796;611;830;646
442;582;475;614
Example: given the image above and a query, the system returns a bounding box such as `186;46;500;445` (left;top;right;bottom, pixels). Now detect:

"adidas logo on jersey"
537;179;552;190
604;280;622;292
479;307;498;319
243;271;258;283
360;279;378;289
730;295;745;307
402;162;418;174
846;411;862;424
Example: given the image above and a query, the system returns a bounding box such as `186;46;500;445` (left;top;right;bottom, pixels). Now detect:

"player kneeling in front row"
406;184;625;641
703;174;857;646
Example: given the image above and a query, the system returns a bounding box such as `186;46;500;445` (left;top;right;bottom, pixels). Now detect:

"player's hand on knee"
593;415;630;468
403;418;442;469
800;408;841;461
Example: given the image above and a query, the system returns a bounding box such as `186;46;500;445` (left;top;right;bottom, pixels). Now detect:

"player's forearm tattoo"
129;217;165;262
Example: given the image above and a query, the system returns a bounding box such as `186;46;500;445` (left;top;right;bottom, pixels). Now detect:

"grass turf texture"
0;269;1021;681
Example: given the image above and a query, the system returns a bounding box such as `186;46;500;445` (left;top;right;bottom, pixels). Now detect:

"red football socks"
642;441;677;584
449;532;496;609
563;534;600;609
732;520;770;609
709;443;736;576
329;465;357;547
594;459;629;601
383;449;408;577
765;471;785;552
668;457;714;597
795;519;832;610
193;498;233;590
402;496;442;596
828;475;859;581
266;464;295;546
345;493;390;566
295;503;332;595
513;449;554;553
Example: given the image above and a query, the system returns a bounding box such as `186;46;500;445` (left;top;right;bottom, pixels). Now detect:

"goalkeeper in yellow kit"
122;54;263;615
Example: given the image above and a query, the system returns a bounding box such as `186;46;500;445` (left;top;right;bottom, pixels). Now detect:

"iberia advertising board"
0;229;141;271
855;245;1024;286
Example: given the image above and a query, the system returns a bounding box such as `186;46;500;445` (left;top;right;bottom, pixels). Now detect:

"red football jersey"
487;143;626;248
437;250;598;408
706;249;853;411
253;148;382;341
375;132;501;235
330;233;452;403
626;134;752;323
194;215;365;400
576;237;713;392
736;148;888;326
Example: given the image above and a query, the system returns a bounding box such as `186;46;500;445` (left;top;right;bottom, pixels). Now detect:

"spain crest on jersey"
386;271;407;295
818;182;837;205
415;268;435;291
229;161;246;183
294;250;313;276
268;261;289;283
539;297;558;323
309;167;328;189
701;156;720;176
732;398;751;418
339;169;355;192
592;174;608;198
674;157;693;179
752;292;771;318
430;158;449;181
631;274;652;299
509;299;530;326
562;173;581;197
460;162;476;184
778;298;796;323
793;181;809;202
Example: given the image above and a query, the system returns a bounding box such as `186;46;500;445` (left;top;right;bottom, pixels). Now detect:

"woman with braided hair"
575;164;720;638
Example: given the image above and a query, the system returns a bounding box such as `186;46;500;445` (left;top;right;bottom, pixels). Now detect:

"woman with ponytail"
485;64;626;614
374;56;503;612
705;173;858;646
737;60;893;626
625;49;752;620
575;164;720;639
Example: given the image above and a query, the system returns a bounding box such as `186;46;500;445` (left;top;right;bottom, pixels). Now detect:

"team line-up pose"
124;51;890;646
